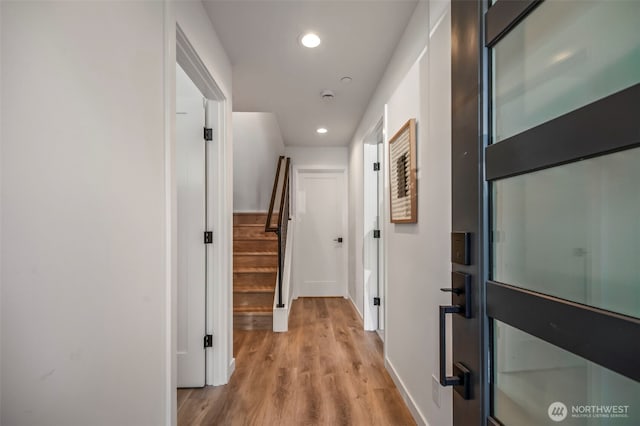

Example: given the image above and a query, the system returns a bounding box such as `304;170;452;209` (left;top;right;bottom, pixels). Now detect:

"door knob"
333;237;343;243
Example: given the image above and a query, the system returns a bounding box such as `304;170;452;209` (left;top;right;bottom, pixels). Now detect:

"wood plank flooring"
177;298;416;426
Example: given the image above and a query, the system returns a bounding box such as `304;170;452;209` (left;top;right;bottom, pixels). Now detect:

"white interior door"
176;64;206;388
296;170;347;297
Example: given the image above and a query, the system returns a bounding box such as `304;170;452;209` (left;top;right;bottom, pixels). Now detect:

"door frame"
169;21;232;396
450;1;489;423
292;166;349;299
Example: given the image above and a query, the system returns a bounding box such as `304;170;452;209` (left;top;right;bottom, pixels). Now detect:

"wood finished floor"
177;297;416;426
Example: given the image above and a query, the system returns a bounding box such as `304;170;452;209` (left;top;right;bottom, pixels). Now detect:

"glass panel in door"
492;0;640;143
489;0;640;424
493;321;639;425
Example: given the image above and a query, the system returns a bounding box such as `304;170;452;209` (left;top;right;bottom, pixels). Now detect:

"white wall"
348;1;453;425
1;3;166;425
348;0;432;322
1;2;233;425
285;146;349;169
233;112;285;212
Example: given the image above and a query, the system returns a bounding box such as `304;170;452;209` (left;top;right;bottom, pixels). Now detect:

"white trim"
162;3;177;425
382;103;390;359
208;97;231;386
349;294;363;321
292;166;349;299
385;357;430;426
228;357;236;379
176;24;224;101
273;217;294;332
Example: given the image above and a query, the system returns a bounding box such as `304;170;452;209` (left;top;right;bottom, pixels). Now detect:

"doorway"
176;63;207;388
294;169;348;298
174;24;231;389
363;119;385;334
449;1;640;425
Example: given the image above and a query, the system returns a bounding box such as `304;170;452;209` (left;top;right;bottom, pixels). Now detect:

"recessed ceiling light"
340;76;352;84
301;33;321;48
317;127;328;134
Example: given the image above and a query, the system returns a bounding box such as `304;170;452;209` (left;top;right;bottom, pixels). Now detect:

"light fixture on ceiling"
320;89;335;101
340;76;352;84
300;33;321;48
316;127;328;134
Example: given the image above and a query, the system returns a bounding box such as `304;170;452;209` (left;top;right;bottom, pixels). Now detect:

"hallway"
177;298;415;425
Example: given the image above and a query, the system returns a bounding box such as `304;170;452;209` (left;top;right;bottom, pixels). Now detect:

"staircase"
233;212;278;330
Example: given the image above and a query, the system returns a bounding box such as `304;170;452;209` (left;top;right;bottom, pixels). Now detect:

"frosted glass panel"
493;321;639;425
492;148;640;318
493;0;640;142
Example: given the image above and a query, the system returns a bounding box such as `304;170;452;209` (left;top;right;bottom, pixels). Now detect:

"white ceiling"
203;0;418;147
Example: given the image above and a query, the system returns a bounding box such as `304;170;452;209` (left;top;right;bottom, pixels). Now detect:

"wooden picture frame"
389;118;417;223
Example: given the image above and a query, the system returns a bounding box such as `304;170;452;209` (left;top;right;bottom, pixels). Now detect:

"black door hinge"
204;231;213;244
373;162;380;171
373;297;381;306
204;127;213;141
204;334;213;348
373;230;381;238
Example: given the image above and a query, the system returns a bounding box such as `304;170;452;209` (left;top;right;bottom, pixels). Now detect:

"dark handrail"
265;155;284;233
265;156;291;308
277;158;290;229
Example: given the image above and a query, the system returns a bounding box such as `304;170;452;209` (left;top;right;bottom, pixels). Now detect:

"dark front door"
450;0;640;425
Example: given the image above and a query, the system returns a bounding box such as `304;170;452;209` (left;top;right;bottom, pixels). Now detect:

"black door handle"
440;287;462;295
333;237;343;243
439;304;472;399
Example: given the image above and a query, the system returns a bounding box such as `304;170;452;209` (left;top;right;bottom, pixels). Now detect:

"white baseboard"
385;357;429;426
227;357;236;381
348;294;363;321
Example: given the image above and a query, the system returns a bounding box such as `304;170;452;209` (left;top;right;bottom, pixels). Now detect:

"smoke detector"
321;89;335;101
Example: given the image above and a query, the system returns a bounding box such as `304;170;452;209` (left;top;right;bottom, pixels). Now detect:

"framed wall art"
389;118;417;223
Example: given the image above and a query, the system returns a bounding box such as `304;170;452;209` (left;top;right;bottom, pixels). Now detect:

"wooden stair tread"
233;236;277;241
234;266;277;274
233;305;272;314
233;251;277;256
234;240;278;251
234;284;274;293
233;237;277;241
233;223;268;228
